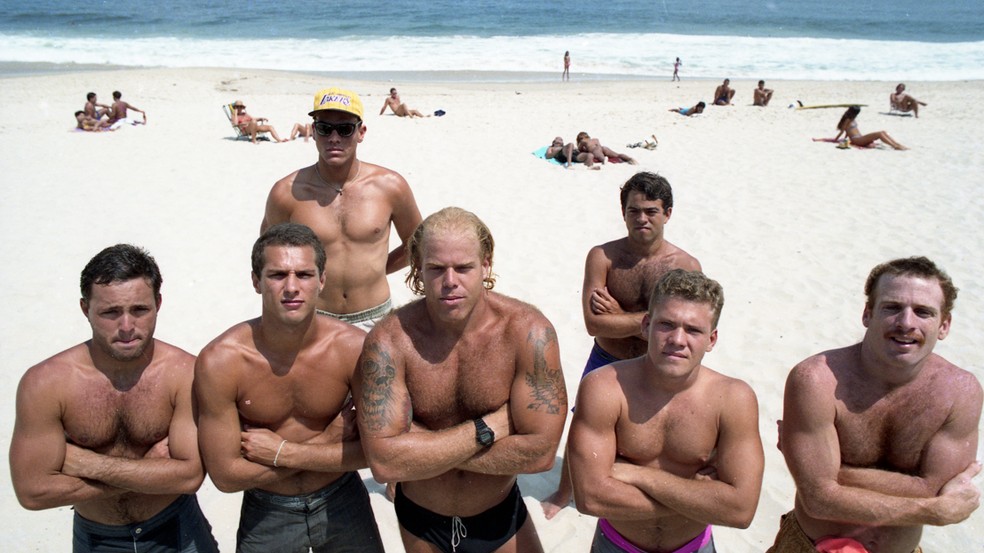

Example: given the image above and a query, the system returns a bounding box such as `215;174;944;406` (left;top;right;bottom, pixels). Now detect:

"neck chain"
316;161;360;195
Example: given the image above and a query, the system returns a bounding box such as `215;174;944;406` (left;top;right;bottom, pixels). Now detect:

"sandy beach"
0;67;981;551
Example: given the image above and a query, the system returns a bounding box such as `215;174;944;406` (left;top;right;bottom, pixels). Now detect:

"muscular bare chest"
64;379;173;454
404;339;516;430
236;349;350;430
607;256;675;312
836;386;949;471
616;395;720;473
290;187;392;248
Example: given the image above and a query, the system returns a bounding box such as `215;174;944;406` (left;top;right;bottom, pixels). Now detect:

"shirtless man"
195;223;383;552
890;83;927;118
576;132;637;165
713;79;735;105
769;256;982;553
108;90;147;127
355;207;568;553
10;244;217;552
753;80;774;106
569;269;764;553
546;136;595;168
380;87;428;118
542;171;701;519
84;91;111;120
263;87;422;329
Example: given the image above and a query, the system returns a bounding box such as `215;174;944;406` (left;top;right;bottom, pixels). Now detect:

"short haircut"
864;256;958;318
86;92;96;101
406;207;496;295
648;269;725;329
80;244;162;301
390;87;397;93
112;91;122;99
75;110;84;117
758;80;765;86
252;223;326;278
620;171;673;213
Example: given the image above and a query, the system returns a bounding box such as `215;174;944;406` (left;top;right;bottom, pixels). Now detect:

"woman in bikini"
231;100;285;143
835;106;908;150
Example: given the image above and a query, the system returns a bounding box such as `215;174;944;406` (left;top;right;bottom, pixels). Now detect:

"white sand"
1;68;981;551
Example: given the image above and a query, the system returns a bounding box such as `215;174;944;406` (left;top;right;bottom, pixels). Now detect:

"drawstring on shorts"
451;515;467;552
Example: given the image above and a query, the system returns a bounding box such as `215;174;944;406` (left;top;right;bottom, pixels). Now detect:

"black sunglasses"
313;121;360;137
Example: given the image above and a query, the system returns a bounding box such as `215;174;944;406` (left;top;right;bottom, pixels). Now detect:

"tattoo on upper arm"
360;342;399;432
525;326;565;415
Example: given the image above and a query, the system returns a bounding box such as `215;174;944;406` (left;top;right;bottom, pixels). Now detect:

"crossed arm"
569;371;764;527
11;362;204;510
354;320;567;483
582;246;645;340
781;361;982;527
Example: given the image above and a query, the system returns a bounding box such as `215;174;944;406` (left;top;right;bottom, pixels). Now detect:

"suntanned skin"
108;93;146;125
380;89;427;118
753;82;774;106
355;228;568;553
10;278;203;525
577;135;637;165
779;273;982;553
569;297;764;551
85;94;111;120
546;136;594;168
195;245;369;496
890;84;927;118
262;110;422;315
541;191;701;520
714;79;735;105
586;192;701;360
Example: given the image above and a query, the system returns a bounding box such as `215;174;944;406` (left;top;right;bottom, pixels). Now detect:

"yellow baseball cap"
309;87;364;119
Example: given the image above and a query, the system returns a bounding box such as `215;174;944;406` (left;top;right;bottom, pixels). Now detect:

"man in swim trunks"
541;171;701;519
10;244;218;552
355;207;568;553
769;256;982;553
568;269;764;553
669;102;705;117
713;79;735;105
263;87;422;331
380;87;428;118
889;83;927;118
546;136;595;168
84;91;111;120
195;223;383;552
107;90;147;127
753;80;774;106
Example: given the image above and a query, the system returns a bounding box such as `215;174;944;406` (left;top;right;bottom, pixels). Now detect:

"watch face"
479;428;494;446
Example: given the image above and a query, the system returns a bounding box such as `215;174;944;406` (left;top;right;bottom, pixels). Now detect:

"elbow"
573;492;607;518
205;469;246;494
17;492;52;512
721;505;756;529
527;451;557;474
367;459;407;484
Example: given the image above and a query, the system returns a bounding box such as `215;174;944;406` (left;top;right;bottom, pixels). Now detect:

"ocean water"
1;0;982;81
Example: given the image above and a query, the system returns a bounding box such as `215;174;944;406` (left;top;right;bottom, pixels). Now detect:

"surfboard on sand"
796;103;867;110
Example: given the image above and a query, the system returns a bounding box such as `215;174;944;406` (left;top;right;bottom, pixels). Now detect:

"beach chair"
222;103;270;141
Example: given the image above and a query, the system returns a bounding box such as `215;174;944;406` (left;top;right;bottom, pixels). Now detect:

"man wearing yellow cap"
261;87;422;330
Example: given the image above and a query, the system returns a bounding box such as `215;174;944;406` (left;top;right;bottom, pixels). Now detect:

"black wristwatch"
474;418;494;447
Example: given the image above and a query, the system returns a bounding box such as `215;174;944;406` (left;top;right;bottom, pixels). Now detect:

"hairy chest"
64;382;173;453
836;390;950;471
405;344;516;430
607;256;675;311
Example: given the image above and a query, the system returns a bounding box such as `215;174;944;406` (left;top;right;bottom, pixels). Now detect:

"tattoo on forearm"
360;343;398;432
525;326;565;414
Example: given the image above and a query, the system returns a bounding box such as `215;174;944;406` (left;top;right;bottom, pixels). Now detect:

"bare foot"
540;490;571;520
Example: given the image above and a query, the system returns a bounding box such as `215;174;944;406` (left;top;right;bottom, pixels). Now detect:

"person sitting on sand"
753;80;774;106
75;110;112;132
713;78;735;105
84;92;111;121
576;132;637;165
379;88;428;118
289;122;312;142
669;101;705;117
890;83;927;117
107;90;146;128
835;106;908;150
546;136;597;169
231;100;285;143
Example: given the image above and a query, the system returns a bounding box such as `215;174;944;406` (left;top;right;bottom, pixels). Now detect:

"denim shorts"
237;471;383;553
73;494;218;553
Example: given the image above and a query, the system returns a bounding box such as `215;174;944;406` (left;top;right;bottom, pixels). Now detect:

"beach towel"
811;138;877;149
532;146;562;165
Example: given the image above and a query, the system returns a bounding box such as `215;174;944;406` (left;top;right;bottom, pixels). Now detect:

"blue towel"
532;146;562;165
